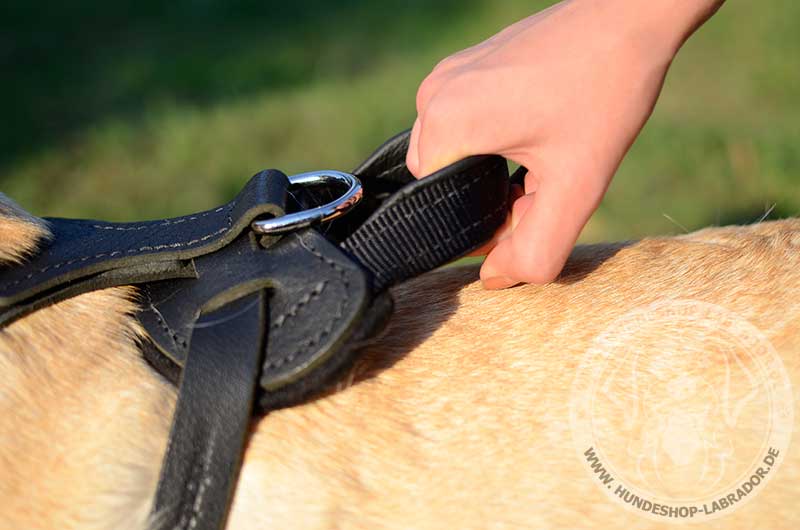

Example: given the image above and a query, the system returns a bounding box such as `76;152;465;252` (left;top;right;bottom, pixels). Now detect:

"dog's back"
1;195;798;530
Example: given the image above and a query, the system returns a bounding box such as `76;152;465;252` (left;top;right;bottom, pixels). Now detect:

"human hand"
407;0;723;288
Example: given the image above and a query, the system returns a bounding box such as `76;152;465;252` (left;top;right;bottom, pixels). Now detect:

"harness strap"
151;292;267;530
0;130;511;530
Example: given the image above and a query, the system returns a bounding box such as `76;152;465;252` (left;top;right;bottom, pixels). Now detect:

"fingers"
415;102;473;178
408;77;508;178
407;93;472;179
407;63;452;177
407;60;492;178
480;166;608;288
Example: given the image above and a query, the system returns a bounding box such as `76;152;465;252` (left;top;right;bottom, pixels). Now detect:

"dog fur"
1;194;798;530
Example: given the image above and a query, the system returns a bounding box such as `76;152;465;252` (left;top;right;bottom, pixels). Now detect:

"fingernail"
481;275;517;290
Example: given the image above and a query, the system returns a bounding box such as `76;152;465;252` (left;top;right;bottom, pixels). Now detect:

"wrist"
611;0;724;56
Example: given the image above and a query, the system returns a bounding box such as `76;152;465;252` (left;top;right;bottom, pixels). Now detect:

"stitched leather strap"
151;292;266;530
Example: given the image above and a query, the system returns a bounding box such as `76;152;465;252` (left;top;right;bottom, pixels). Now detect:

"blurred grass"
1;0;798;243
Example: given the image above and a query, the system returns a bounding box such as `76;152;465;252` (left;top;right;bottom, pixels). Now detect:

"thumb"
405;117;423;177
480;168;608;288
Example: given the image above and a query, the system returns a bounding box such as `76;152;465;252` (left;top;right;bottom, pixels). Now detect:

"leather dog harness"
0;130;511;530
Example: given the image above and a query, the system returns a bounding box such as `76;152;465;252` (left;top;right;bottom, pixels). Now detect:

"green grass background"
2;0;798;243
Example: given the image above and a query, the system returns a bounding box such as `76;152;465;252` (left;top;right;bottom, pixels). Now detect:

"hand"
407;0;723;288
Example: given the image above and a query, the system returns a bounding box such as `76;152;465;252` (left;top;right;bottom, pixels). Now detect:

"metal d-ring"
251;170;363;235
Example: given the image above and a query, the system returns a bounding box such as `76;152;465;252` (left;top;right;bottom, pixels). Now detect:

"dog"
1;190;798;530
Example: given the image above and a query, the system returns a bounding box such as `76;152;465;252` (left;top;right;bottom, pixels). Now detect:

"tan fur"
0;192;51;265
1;197;798;530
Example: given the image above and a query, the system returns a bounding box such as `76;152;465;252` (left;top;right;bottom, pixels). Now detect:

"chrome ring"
251;170;363;235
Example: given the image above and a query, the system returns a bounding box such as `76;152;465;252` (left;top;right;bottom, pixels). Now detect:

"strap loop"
251;170;363;235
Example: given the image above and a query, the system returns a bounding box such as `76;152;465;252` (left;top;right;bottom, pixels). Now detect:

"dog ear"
0;193;51;265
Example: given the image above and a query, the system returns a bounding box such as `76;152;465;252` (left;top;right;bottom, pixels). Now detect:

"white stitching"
270;281;327;330
183;436;216;530
91;206;227;231
263;239;350;371
0;202;236;292
150;303;188;350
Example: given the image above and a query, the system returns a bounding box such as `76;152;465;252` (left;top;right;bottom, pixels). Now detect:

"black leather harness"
0;130;511;530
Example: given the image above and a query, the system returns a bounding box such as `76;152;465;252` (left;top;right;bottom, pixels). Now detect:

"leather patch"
138;228;375;410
